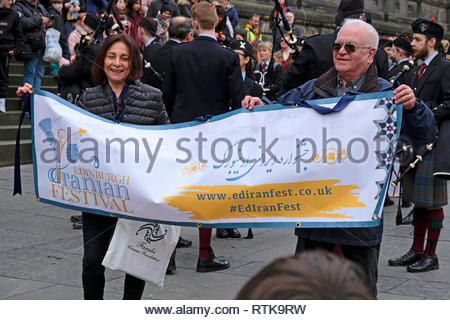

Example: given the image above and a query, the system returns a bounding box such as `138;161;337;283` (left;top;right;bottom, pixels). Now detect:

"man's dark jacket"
0;7;27;55
278;64;437;246
403;54;450;178
283;29;389;91
163;35;244;123
141;39;163;89
403;54;450;125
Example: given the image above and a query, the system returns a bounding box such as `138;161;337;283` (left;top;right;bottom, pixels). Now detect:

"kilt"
402;146;448;207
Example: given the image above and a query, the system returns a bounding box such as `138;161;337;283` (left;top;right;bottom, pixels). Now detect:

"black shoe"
196;247;230;272
70;215;82;223
388;249;423;266
401;200;412;208
216;228;229;239
400;210;414;225
407;255;439;273
166;257;176;275
72;221;83;229
227;228;241;238
384;196;394;207
176;237;192;248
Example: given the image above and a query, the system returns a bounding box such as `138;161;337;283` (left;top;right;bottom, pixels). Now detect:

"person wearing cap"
242;19;437;296
231;39;263;98
283;0;389;91
163;2;244;273
139;16;161;47
388;19;450;273
388;37;413;81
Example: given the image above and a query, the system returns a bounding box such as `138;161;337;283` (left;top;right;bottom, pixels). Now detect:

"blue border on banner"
33;89;395;130
31;90;398;228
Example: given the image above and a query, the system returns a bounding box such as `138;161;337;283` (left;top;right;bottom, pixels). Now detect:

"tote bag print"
103;220;180;287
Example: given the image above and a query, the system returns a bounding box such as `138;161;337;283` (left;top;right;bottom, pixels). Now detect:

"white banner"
31;90;401;228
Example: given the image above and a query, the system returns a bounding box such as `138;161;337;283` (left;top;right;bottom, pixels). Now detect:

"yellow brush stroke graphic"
163;180;365;220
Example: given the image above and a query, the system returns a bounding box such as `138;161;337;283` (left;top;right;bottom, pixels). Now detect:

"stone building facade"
234;0;450;38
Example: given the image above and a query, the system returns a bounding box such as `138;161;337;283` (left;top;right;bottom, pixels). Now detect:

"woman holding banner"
17;33;169;299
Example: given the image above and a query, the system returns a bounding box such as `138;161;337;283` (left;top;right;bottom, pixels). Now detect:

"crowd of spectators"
0;0;311;112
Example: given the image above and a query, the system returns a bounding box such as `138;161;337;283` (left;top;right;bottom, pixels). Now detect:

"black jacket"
163;35;244;123
77;80;169;125
12;0;49;56
403;54;450;125
58;42;99;103
141;39;164;89
244;75;263;98
283;29;389;91
0;7;27;55
254;61;283;100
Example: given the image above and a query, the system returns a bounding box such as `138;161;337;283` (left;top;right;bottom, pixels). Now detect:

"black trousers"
82;212;146;299
0;52;10;98
296;237;380;298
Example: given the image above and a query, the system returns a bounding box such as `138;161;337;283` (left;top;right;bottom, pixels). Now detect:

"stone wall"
233;0;450;39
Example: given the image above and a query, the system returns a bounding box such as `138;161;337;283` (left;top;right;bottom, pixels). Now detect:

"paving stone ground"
1;165;449;300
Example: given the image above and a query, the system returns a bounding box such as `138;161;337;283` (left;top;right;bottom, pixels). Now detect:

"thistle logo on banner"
38;118;134;215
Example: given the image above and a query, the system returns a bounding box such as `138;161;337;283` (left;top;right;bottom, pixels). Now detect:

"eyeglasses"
332;42;372;53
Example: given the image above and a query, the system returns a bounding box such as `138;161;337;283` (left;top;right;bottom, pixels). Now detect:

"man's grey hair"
168;17;194;40
338;19;379;49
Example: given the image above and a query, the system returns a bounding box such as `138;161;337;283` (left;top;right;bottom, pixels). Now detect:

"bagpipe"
433;118;450;180
390;139;436;225
391;140;436;188
389;60;414;85
143;57;164;86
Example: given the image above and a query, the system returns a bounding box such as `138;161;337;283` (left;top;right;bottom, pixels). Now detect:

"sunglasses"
332;42;372;53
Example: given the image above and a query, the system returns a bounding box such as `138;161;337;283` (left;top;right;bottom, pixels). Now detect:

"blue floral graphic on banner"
373;97;398;199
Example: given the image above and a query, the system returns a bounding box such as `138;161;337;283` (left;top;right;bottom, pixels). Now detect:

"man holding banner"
243;19;437;297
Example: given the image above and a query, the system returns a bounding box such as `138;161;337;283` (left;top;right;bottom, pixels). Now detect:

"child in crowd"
67;12;86;60
48;0;70;77
63;0;82;38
